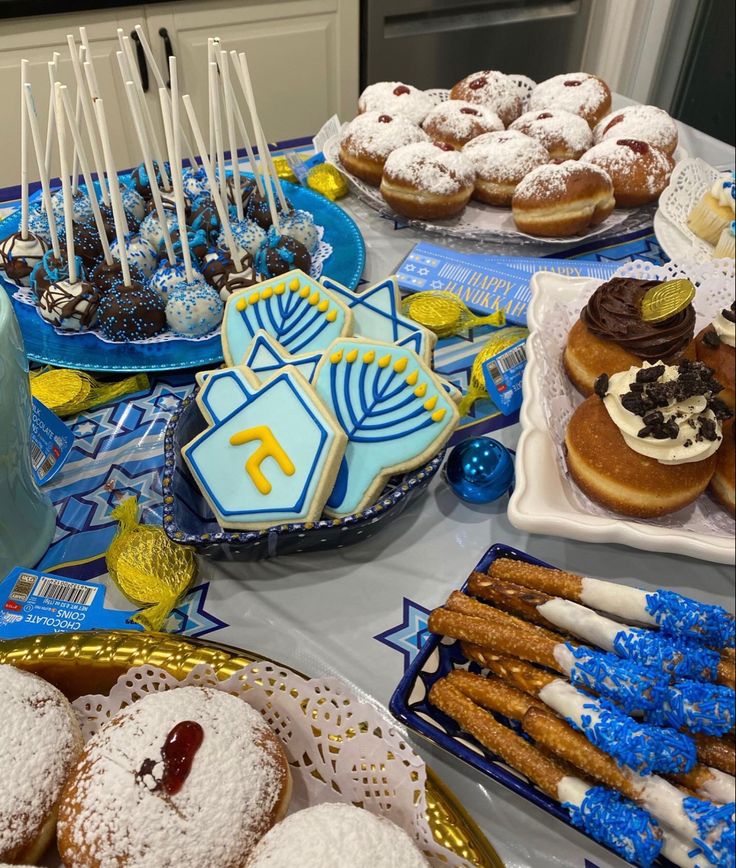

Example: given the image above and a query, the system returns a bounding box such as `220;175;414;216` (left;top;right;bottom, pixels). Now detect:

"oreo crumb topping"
636;364;665;383
594;373;609;399
703;329;721;348
723;301;735;323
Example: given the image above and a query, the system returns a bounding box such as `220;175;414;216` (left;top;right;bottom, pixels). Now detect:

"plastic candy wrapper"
105;497;196;631
30;367;149;417
402;290;506;338
307;162;349;201
458;326;529;417
272;155;299;183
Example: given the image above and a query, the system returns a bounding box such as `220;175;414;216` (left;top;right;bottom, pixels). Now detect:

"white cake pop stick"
44;53;60;185
53;84;78;284
237;51;289;213
209;62;228;205
123;79;175;264
19;59;29;240
59;85;113;265
134;24;198;168
66;34;109;206
219;51;243;221
207;38;217;162
93;97;131;286
181;94;239;261
70;53;84;194
24;83;61;260
163;62;193;282
224;53;264;196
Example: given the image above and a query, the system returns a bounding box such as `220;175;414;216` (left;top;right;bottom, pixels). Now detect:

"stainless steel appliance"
361;0;593;90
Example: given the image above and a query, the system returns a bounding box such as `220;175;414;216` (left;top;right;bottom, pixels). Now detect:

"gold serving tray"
0;630;503;868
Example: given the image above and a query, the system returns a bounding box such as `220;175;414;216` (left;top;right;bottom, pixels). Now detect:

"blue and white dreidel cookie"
321;275;435;363
183;365;347;530
312;338;459;516
222;269;353;366
241;331;322;384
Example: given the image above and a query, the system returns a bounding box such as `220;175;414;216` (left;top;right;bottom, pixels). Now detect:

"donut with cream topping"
581;138;673;206
593;105;678;155
449;70;523;125
380;141;475;220
463;130;549;206
339;111;429;186
693;301;736;409
58;685;292;868
710;418;735;515
358;82;435;125
421;100;503;148
510;109;593;162
529;73;612;127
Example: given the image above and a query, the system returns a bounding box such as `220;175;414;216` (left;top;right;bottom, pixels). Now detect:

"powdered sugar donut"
510;109;593;161
422;100;504;148
529;73;612;127
581;138;673;206
339;111;429;186
58;685;292;868
463;130;549;206
246;803;428;868
0;665;83;864
449;70;522;126
512;161;615;237
358;82;435;125
380;141;475;220
593;105;679;155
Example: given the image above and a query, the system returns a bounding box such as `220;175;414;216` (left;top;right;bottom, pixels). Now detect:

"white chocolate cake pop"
110;234;157;278
0;231;47;286
37;278;100;331
165;278;224;336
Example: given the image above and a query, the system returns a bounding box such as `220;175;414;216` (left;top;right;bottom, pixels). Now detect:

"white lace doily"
72;661;468;868
533;258;736;536
10;226;332;346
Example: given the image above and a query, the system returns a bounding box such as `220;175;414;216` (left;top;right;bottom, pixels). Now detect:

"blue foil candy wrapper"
444;437;514;504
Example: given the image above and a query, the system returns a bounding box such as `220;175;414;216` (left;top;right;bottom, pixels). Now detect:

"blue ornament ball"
444;437;514;504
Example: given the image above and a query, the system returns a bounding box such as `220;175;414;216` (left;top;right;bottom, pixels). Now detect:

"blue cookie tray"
162;393;445;560
389;542;676;868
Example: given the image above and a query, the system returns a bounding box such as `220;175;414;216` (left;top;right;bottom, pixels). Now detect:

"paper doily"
72;661;469;867
532;258;736;536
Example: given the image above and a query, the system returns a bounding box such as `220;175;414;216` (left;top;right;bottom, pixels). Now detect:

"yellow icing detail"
318;299;329;312
326;310;338;323
378;354;392;368
346;349;358;363
432;409;447;422
330;350;344;364
299;285;310;299
393;357;408;373
424;395;438;411
261;286;273;300
274;283;286;295
363;350;375;364
229;425;295;495
235;298;247;312
249;291;260;305
289;279;300;291
308;291;320;306
405;370;419;386
414;383;427;398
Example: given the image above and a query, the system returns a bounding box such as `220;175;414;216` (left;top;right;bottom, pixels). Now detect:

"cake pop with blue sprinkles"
120;184;146;223
255;226;311;278
139;209;179;250
97;281;166;341
30;250;86;297
182;164;209;201
216;219;266;261
279;209;319;253
52;188;94;224
149;259;191;302
189;196;221;241
110;234;157;279
165;277;223;337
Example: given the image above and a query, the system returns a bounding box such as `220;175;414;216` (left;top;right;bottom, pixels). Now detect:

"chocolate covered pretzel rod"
429;678;665;867
489;558;735;649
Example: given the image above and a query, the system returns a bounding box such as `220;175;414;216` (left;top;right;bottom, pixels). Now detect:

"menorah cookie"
221;269;353;366
312;338;460;516
184;365;347;530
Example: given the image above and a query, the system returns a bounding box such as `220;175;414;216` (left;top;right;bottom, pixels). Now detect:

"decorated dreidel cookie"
312;338;460;517
222;268;353;365
241;330;322;384
321;275;435;364
183;365;347;530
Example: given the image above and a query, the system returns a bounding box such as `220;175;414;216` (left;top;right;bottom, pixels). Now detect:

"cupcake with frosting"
565;360;732;517
693;301;736;409
687;171;735;246
714;220;735;259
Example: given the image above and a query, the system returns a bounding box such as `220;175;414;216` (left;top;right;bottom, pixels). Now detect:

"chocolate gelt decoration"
136;720;204;795
640;279;696;323
402;290;505;338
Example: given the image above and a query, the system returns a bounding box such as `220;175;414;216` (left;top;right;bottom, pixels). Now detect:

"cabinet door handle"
130;30;149;92
159;28;174;89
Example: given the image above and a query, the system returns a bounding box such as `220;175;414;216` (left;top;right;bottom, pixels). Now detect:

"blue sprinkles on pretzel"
646;679;736;736
612;627;721;681
682;797;736;868
644;590;736;649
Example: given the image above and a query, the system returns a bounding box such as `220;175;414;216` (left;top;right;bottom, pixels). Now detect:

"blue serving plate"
161;393;445;560
389;542;676;868
0;176;365;373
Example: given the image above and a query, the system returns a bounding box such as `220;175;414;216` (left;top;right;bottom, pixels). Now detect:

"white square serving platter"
507;271;735;565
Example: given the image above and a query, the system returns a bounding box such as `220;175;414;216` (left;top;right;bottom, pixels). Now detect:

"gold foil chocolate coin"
640;279;695;323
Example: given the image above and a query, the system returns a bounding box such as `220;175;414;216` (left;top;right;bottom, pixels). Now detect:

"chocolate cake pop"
110;234;157;279
165;278;223;337
96;281;166;341
0;231;47;285
280;209;319;254
144;188;182;219
128;160;169;199
201;246;257;301
99;202;138;240
245;189;291;230
182;165;209;201
37;278;100;331
149;259;191;302
72;220;105;268
226;173;256;215
90;259;143;295
254;227;311;278
189;195;220;240
166;227;209;265
30;250;86;297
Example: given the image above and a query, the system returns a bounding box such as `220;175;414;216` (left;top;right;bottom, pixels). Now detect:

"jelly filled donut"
380;141;475;220
463;130;549;206
421;100;503;148
58;685;292;868
710;418;735;516
449;70;522;126
512;160;615;237
358;82;435;125
510;109;593;162
246;803;428;868
581;138;673;206
529;73;612;127
593;105;678;156
0;665;83;864
339;111;428;186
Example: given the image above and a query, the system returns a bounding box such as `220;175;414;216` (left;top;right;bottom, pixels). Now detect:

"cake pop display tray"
0;630;501;868
0;177;365;372
508;263;736;564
